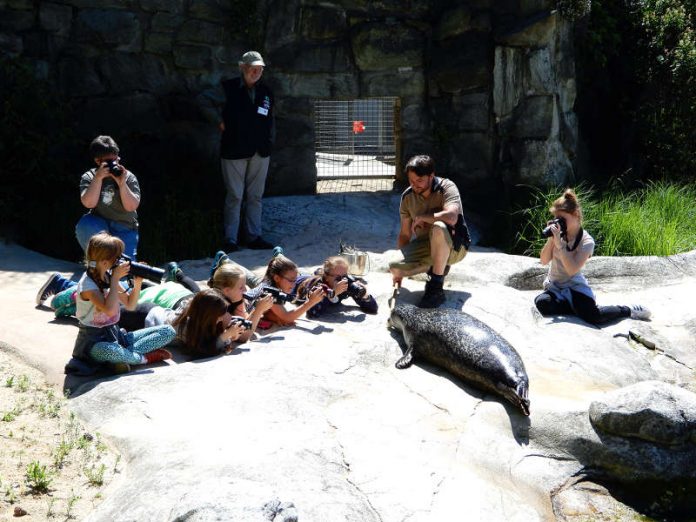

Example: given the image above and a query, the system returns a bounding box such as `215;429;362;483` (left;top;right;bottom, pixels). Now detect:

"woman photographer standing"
535;189;651;325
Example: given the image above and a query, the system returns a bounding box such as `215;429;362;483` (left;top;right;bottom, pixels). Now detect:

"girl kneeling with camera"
535;189;651;325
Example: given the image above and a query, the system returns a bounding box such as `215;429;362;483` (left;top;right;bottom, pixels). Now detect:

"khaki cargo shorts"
389;224;468;273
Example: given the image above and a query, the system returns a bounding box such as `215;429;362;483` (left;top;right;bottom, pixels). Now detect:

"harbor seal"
389;303;530;416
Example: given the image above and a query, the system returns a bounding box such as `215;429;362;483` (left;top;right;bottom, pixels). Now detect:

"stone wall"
0;0;584;201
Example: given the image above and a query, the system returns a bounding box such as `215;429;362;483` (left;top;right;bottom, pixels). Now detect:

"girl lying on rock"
207;257;274;343
171;288;247;358
294;256;378;318
71;232;175;371
535;188;651;325
243;252;325;326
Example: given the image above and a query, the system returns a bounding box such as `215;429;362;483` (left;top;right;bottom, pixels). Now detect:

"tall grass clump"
513;181;696;257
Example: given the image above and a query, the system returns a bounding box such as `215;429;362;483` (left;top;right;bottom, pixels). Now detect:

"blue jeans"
76;213;139;259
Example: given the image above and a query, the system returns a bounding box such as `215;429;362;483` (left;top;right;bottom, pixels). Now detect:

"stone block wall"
0;0;583;202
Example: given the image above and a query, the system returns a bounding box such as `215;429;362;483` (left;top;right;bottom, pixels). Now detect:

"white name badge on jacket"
257;107;268;116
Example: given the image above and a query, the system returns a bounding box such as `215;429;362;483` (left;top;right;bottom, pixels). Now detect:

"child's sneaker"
144;349;172;364
210;250;229;278
165;262;180;283
629;304;651;320
36;273;65;305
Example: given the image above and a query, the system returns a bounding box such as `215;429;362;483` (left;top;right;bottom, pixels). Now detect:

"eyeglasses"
279;273;296;283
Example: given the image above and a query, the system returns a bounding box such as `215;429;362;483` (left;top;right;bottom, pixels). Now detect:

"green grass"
513;181;696;257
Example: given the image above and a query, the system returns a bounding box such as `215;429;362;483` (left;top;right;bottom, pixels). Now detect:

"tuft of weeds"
5;485;17;504
53;439;73;469
46;497;57;518
2;405;21;422
65;490;80;519
16;374;30;393
5;375;14;388
25;460;52;493
83;463;106;487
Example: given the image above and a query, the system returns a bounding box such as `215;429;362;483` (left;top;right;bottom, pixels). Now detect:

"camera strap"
566;228;583;252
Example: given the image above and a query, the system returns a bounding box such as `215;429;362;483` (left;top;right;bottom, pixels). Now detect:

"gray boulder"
589;380;696;446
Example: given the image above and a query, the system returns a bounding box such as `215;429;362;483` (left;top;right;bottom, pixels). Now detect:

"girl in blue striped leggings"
72;232;175;368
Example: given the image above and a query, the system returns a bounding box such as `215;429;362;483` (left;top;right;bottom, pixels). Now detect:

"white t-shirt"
76;272;120;328
547;230;595;285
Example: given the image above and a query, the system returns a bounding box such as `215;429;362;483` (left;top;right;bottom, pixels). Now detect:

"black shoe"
418;288;446;308
246;236;273;250
223;241;239;253
418;278;446;308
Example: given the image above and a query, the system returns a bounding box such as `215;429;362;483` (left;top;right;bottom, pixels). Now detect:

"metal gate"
314;97;400;193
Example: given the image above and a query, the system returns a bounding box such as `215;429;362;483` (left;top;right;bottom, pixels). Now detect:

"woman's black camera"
541;217;567;239
106;159;122;177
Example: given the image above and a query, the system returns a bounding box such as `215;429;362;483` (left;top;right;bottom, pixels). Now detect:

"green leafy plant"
4;375;14;388
25;461;52;493
2;405;21;422
84;463;106;487
16;374;30;393
52;439;73;469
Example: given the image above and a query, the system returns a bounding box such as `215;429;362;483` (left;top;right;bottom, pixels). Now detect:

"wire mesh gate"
314;97;400;193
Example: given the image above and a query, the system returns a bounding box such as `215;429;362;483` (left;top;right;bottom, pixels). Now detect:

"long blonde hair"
208;262;245;290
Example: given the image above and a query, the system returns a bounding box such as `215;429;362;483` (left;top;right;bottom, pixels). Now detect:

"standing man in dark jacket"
219;50;275;252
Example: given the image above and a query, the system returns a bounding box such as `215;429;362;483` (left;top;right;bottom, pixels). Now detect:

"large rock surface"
1;192;695;521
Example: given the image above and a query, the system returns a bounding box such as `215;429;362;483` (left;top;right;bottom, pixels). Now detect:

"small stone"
14;506;28;517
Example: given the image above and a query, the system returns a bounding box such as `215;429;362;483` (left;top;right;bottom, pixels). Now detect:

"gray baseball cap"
239;51;265;67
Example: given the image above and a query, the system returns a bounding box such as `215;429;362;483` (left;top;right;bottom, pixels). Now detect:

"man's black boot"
418;270;446;308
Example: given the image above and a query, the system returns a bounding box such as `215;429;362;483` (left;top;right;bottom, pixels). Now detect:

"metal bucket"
339;244;370;276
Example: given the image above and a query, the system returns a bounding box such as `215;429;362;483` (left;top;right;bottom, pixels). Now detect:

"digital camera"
228;315;252;330
337;275;367;300
541;216;567;239
106;159;122;177
244;286;305;305
112;255;165;283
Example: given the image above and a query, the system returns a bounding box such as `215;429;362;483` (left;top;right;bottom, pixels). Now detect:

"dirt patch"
0;350;121;521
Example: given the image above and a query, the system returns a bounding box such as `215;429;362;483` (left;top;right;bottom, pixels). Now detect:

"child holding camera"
75;135;141;259
172;288;248;358
535;189;651;325
244;253;325;326
208;260;274;342
295;256;378;318
72;232;175;370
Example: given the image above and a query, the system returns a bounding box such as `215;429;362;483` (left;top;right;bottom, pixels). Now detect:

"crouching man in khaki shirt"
389;155;470;308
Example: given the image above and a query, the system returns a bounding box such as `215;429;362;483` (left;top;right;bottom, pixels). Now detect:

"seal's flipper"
395;347;414;369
